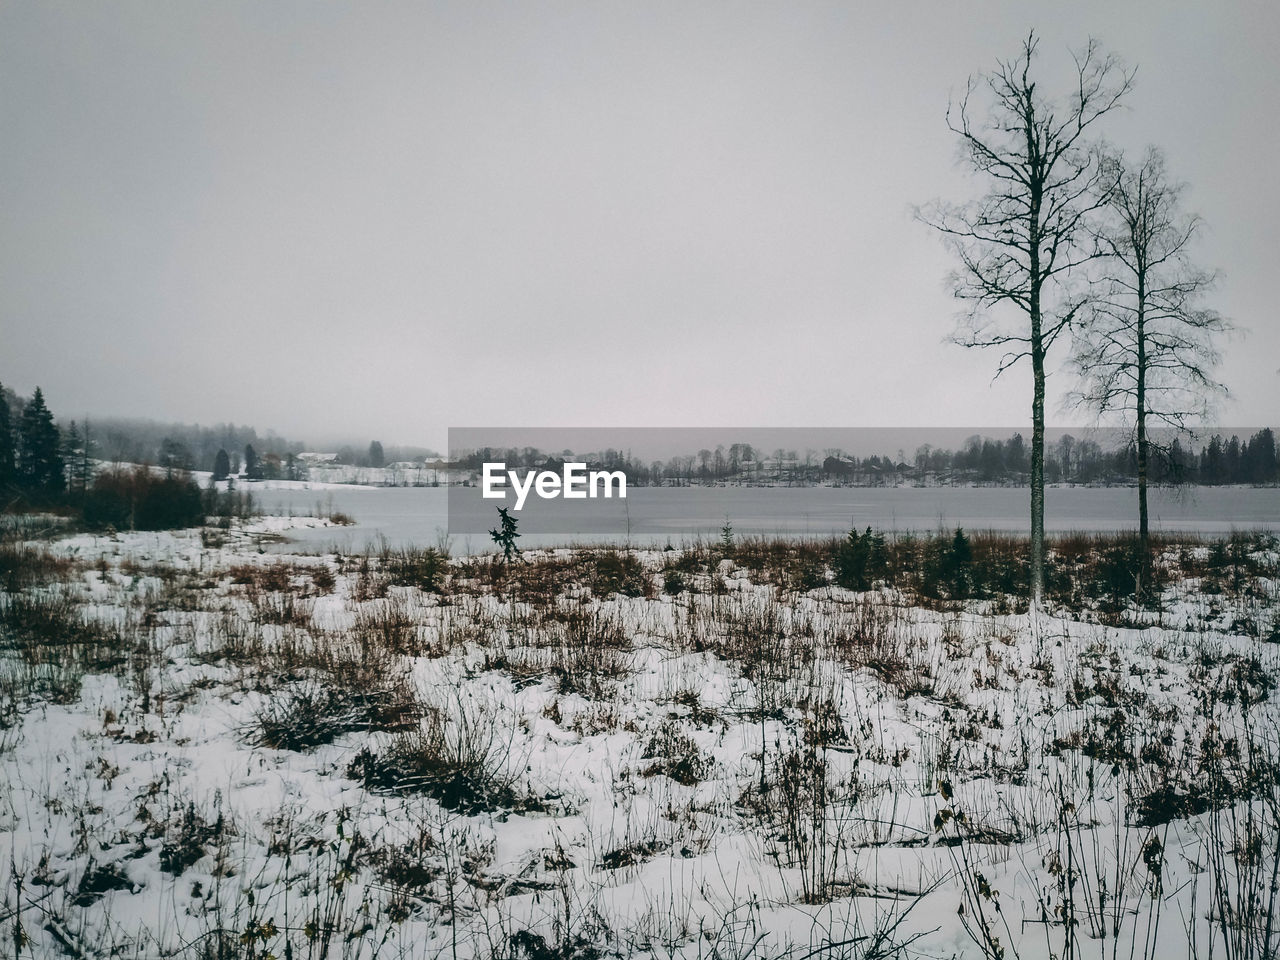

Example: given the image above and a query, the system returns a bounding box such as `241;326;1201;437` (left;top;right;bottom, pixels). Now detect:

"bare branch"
919;31;1133;599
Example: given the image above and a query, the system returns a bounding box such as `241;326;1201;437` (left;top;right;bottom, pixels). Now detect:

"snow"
1;522;1277;958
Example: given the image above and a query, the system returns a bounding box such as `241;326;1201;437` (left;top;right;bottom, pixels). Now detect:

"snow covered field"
1;519;1278;959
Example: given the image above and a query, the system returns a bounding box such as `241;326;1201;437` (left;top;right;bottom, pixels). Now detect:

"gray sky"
2;1;1276;450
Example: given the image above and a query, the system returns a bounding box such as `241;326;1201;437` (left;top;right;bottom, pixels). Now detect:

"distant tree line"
1;385;446;508
911;429;1278;486
456;430;1278;488
0;382;238;530
89;416;305;474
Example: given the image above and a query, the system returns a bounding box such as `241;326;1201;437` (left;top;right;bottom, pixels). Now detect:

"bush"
592;551;651;597
834;527;887;591
641;720;711;785
256;680;421;751
919;527;973;599
382;545;447;592
84;466;204;531
346;697;546;814
0;591;128;702
204;483;257;523
0;541;79;591
159;801;225;875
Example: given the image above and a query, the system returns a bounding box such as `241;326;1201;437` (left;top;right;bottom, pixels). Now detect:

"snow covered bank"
1;525;1277;958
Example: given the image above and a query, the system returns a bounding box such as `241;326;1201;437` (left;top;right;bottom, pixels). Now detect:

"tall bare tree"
919;32;1133;604
1070;146;1229;569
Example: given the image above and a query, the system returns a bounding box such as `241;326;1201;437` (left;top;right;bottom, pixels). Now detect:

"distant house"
823;456;857;479
298;452;339;465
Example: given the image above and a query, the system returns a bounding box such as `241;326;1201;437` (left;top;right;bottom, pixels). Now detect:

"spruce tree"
0;381;14;491
212;448;231;481
159;437;193;475
17;387;65;495
489;507;521;562
73;418;94;498
244;444;263;480
63;420;84;495
1245;429;1277;484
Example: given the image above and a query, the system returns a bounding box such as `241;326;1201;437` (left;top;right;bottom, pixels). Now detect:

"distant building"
823;456;857;479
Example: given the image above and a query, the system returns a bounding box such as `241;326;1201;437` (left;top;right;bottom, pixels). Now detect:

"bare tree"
1069;146;1230;568
919;32;1133;604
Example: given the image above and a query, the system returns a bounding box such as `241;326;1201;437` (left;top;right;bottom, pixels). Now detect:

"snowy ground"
1;520;1278;959
192;472;380;492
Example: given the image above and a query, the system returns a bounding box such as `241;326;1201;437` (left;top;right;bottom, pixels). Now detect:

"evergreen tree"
1224;435;1242;484
1201;435;1224;485
0;380;14;491
1005;434;1028;476
1163;438;1191;483
946;527;973;598
368;440;385;468
835;526;887;591
1245;429;1277;484
159;437;193;475
212;448;231;482
80;419;94;497
17;387;65;495
62;420;91;496
244;444;263;480
489;506;521;562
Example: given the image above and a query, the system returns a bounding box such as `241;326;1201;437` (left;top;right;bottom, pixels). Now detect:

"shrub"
0;591;128;701
641;721;711;785
310;564;336;594
592;551;651;597
256;679;421;751
159;801;226;875
382;545;447;592
833;527;887;591
0;541;79;591
346;698;546;814
84;466;204;530
204;483;257;522
73;862;132;906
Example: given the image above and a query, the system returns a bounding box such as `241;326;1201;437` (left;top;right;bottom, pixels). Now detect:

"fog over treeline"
85;418;442;472
0;384;441;474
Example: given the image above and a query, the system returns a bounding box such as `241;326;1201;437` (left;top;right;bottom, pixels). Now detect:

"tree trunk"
1136;277;1149;598
1029;187;1046;607
1031;344;1046;606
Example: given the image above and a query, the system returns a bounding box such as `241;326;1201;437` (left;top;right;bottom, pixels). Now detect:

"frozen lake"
251;484;1280;554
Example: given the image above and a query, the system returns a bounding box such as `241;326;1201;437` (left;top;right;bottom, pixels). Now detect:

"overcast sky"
2;2;1276;450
